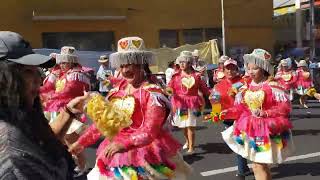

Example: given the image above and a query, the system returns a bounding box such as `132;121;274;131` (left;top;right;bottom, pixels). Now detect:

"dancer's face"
120;64;143;84
179;60;192;71
247;63;265;83
60;62;72;72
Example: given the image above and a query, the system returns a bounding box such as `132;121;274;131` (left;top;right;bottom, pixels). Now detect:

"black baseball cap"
0;31;52;67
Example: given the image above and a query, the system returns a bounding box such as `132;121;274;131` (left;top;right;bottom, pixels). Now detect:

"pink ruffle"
96;131;181;168
171;95;204;110
234;110;292;139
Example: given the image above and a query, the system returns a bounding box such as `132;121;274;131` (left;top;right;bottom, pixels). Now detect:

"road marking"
200;152;320;176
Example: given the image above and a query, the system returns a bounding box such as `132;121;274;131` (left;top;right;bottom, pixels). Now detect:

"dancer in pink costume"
222;49;294;180
294;59;320;108
295;60;313;108
70;37;191;180
212;55;229;83
274;58;297;101
40;46;91;170
168;51;210;154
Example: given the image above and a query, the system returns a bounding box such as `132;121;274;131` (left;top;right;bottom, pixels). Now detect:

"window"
183;29;203;45
205;28;222;41
42;32;115;51
159;30;179;48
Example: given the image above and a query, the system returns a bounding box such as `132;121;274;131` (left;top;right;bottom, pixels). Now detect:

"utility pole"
310;0;315;61
296;0;303;48
221;0;226;55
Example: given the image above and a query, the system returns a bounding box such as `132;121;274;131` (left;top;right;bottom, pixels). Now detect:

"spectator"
96;55;114;96
0;31;87;179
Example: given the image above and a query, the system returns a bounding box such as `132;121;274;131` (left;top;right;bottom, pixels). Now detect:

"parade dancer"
295;60;313;108
70;37;191;180
40;46;91;170
222;49;294;180
168;51;210;154
213;58;250;178
295;60;320;107
192;49;209;86
275;58;297;101
212;55;229;84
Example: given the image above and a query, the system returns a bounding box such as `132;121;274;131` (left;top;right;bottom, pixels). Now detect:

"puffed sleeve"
115;90;169;149
40;73;57;94
78;124;102;147
264;84;291;118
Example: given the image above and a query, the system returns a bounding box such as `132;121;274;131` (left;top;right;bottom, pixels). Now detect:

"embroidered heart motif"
132;40;142;49
302;72;310;79
119;40;128;50
264;52;271;60
110;96;135;118
244;90;265;111
181;76;195;89
282;73;292;81
55;79;66;92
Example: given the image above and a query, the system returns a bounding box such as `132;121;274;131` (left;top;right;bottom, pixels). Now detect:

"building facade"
0;0;273;53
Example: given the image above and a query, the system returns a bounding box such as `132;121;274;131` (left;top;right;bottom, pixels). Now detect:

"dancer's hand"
104;142;125;159
252;109;261;117
69;141;85;155
220;109;228;116
252;109;267;117
66;91;90;114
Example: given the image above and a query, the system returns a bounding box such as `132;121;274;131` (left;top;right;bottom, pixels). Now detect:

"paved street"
84;100;320;180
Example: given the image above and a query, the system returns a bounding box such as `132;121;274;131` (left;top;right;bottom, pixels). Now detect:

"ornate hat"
224;58;237;67
98;55;109;63
192;49;200;57
175;51;193;64
297;60;308;67
109;37;155;68
219;55;229;63
55;46;79;64
243;49;274;75
280;59;289;67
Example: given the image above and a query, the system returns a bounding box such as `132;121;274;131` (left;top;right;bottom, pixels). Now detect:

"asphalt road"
83;100;320;180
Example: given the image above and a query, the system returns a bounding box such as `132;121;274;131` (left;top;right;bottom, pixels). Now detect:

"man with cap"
212;58;251;178
0;31;87;179
96;55;114;96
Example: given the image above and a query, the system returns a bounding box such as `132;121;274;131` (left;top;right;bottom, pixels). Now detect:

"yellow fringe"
86;94;133;140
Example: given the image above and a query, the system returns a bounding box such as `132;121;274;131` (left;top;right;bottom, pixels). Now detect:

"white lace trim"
271;86;288;102
66;72;90;85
